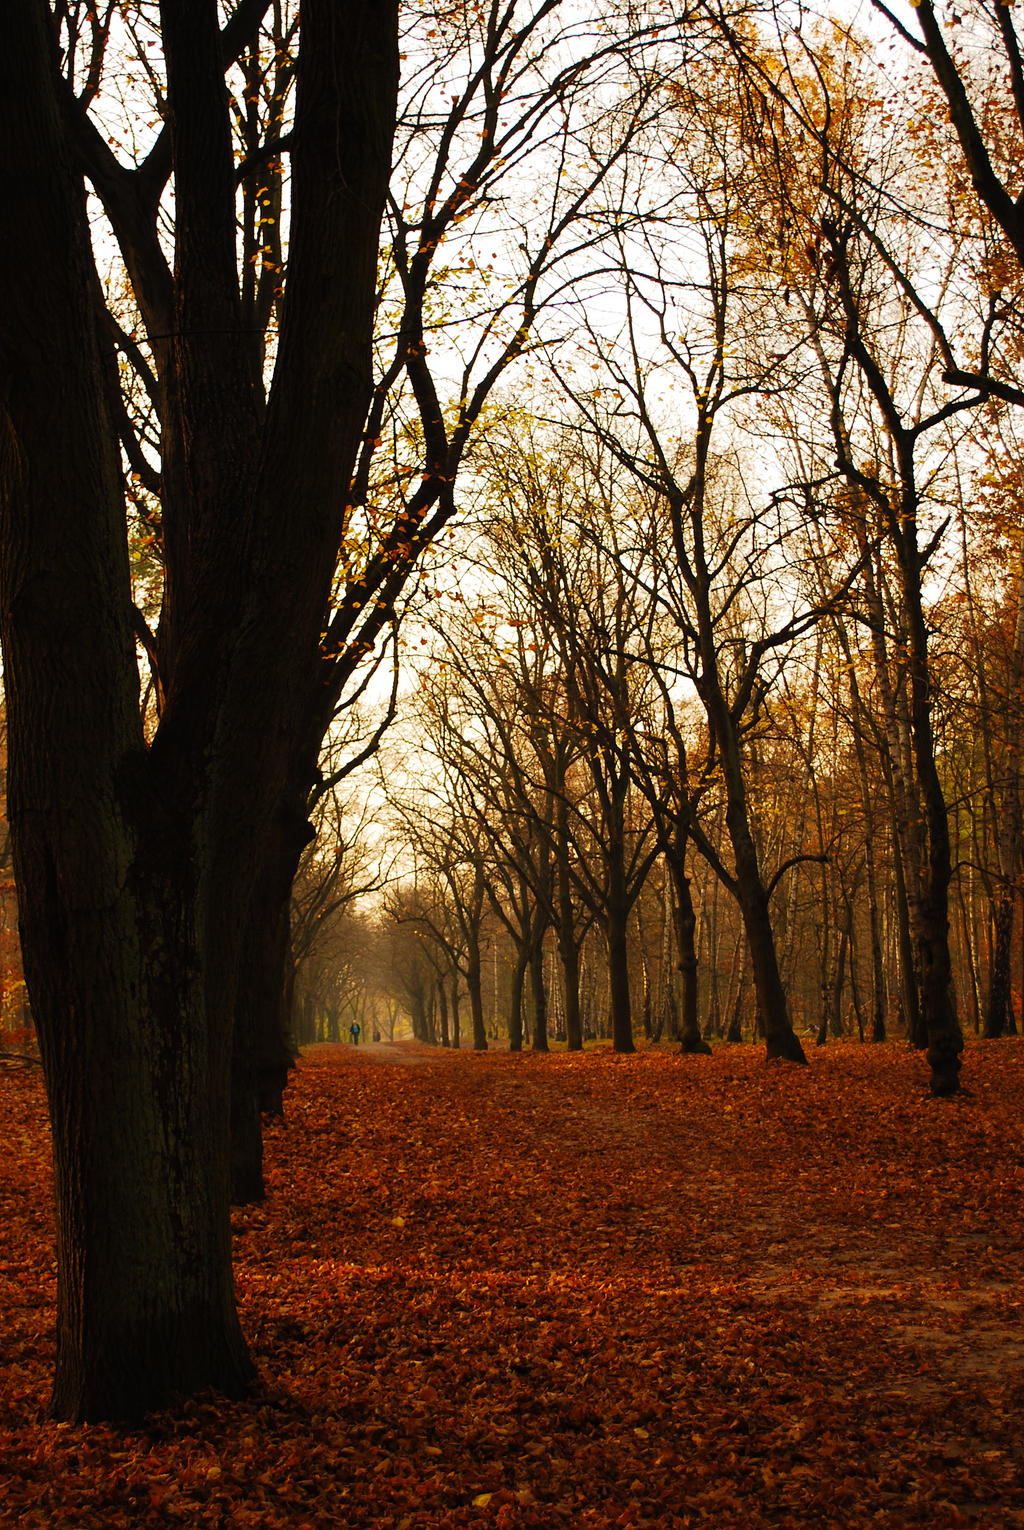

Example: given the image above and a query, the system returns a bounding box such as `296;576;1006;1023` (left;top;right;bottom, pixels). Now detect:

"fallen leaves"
2;1039;1024;1527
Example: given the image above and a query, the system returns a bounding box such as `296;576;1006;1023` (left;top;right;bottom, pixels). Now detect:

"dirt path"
304;1040;438;1067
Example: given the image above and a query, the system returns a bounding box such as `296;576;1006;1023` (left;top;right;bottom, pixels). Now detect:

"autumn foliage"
1;1041;1022;1528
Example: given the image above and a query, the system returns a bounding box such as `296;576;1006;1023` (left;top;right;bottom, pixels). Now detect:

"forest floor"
1;1038;1023;1528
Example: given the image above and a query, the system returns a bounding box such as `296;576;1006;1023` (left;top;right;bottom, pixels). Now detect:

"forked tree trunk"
0;0;252;1417
686;548;804;1064
0;0;399;1420
719;751;805;1064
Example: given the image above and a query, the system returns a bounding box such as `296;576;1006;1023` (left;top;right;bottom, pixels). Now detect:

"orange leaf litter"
1;1039;1023;1528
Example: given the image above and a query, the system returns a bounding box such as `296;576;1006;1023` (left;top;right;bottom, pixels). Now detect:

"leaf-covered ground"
1;1039;1023;1528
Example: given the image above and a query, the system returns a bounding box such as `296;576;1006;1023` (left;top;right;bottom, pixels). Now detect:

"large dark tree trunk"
0;0;399;1420
231;822;303;1204
0;0;254;1419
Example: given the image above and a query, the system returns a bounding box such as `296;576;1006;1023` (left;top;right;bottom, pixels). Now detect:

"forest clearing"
1;1039;1022;1529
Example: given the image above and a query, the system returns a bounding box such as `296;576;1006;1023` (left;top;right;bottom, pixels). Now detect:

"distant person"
349;1021;361;1046
373;1027;381;1043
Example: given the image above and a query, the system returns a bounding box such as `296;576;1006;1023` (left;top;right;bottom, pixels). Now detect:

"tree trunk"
985;691;1023;1035
890;827;925;1045
467;942;488;1051
529;925;549;1052
450;975;462;1049
436;977;450;1048
508;942;527;1052
450;979;462;1052
657;862;677;1043
555;798;584;1051
668;848;710;1056
230;835;301;1204
844;653;889;1043
0;0;255;1419
606;891;635;1054
729;804;804;1062
410;987;428;1041
636;902;653;1040
699;666;804;1063
987;889;1016;1038
901;582;963;1093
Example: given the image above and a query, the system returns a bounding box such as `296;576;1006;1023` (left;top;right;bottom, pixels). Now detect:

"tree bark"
717;728;804;1063
436;977;450;1048
230;820;303;1204
507;943;527;1052
529;923;550;1052
900;557;963;1093
606;889;635;1054
555;790;584;1051
0;0;254;1418
670;856;710;1055
843;648;889;1042
450;977;462;1050
0;0;399;1418
985;552;1024;1037
467;940;488;1052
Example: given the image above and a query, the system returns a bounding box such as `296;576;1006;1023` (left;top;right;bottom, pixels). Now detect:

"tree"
477;440;664;1054
0;705;28;1042
735;20;981;1090
1;0;663;1418
381;891;441;1044
555;62;837;1062
397;619;566;1052
287;760;382;1050
0;0;400;1423
868;0;1024;1048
